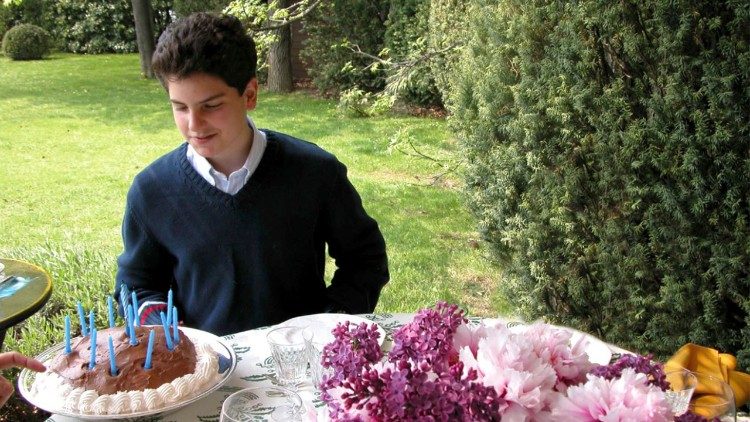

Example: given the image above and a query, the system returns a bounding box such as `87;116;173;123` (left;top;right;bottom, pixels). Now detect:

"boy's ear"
244;78;258;111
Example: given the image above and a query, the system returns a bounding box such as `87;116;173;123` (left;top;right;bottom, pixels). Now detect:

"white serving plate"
18;326;237;420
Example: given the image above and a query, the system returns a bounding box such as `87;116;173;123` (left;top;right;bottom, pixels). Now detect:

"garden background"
1;0;749;420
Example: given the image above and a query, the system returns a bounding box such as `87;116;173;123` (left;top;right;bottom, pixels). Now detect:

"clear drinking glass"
303;327;333;389
687;371;736;421
220;386;303;422
267;326;308;387
665;369;698;416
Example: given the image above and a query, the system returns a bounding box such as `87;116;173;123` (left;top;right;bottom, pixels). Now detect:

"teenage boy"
114;13;389;336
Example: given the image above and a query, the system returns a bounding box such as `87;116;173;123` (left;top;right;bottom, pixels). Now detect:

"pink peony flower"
552;368;675;421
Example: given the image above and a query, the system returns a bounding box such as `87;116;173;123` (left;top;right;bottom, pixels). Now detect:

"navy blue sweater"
115;130;389;336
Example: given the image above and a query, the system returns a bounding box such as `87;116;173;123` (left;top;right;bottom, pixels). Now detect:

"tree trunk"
131;0;155;79
267;0;294;92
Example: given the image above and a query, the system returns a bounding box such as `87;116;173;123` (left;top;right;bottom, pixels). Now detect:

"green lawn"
0;53;509;357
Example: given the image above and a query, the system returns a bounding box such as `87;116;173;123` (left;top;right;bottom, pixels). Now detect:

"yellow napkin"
665;343;750;408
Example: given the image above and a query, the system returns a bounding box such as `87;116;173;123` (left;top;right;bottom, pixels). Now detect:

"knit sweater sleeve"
114;183;174;317
323;160;389;313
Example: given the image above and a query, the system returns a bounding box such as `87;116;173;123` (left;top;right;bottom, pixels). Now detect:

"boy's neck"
209;130;254;176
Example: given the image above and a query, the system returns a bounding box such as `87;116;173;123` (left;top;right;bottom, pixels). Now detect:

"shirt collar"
186;116;266;185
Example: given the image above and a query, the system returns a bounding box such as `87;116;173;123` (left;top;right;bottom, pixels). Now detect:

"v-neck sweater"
115;130;389;336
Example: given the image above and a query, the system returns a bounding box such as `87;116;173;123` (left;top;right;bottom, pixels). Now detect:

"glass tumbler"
220;386;303;422
688;371;736;421
665;369;698;416
267;326;308;387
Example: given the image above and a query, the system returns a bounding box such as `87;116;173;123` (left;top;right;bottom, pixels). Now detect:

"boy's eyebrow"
169;93;225;105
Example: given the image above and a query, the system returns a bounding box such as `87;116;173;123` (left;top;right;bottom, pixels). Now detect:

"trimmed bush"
451;0;750;367
2;23;50;60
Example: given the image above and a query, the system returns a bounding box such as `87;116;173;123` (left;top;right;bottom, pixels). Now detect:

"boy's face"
167;72;258;174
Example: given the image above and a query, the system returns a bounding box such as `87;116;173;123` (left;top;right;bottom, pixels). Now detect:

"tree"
266;0;293;92
131;0;155;78
227;0;322;92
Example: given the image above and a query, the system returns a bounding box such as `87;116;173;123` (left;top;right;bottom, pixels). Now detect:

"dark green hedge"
51;0;172;54
450;0;750;367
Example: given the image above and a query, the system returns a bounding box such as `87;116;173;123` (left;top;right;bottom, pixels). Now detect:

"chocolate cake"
48;325;197;395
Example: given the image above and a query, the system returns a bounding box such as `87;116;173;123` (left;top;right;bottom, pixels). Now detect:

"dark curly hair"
151;13;257;95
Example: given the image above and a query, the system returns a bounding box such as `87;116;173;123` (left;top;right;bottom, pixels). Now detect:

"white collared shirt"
186;117;267;195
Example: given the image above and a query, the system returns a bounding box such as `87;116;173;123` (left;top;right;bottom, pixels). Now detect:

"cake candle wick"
108;335;117;376
167;289;173;328
172;307;179;344
64;315;71;354
144;330;155;369
107;296;115;328
77;302;88;337
160;312;173;350
88;327;97;370
131;292;140;327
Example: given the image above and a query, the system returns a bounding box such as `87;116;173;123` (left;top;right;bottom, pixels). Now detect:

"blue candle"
166;289;173;328
125;304;132;338
88;328;97;370
131;292;140;327
144;330;155;369
160;312;173;350
107;296;115;328
64;315;71;354
77;302;87;337
172;307;179;344
108;335;117;376
119;285;129;314
89;310;95;335
127;305;137;346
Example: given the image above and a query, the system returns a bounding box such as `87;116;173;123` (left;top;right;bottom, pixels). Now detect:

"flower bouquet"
319;302;718;421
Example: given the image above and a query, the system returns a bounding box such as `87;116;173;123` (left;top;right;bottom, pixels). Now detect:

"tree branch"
255;0;323;31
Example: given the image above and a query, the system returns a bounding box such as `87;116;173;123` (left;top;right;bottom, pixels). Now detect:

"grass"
0;53;509;363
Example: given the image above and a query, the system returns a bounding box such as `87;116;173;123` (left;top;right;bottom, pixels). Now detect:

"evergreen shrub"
384;0;442;107
301;0;389;95
2;23;50;60
427;0;468;105
450;0;750;367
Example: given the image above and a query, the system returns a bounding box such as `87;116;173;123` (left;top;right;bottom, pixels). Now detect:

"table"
0;258;52;351
46;313;629;422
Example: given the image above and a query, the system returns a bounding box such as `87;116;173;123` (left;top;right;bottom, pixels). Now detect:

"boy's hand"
0;352;46;407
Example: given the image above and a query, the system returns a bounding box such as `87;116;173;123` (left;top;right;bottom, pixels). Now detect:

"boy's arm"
323;162;389;313
114;203;173;325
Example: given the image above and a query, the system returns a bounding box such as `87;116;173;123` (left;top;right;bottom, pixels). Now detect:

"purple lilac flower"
321;321;383;380
389;301;466;372
321;302;505;421
674;413;721;422
589;353;669;391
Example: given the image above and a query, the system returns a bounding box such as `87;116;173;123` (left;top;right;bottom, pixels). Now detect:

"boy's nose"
188;110;205;131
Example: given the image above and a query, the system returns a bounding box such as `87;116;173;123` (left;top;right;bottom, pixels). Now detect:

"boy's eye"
205;103;221;109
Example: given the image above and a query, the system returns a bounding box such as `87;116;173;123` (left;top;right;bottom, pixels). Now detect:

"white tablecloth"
46;313;630;421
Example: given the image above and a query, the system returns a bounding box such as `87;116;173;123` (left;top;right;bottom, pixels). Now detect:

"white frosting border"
32;342;220;415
